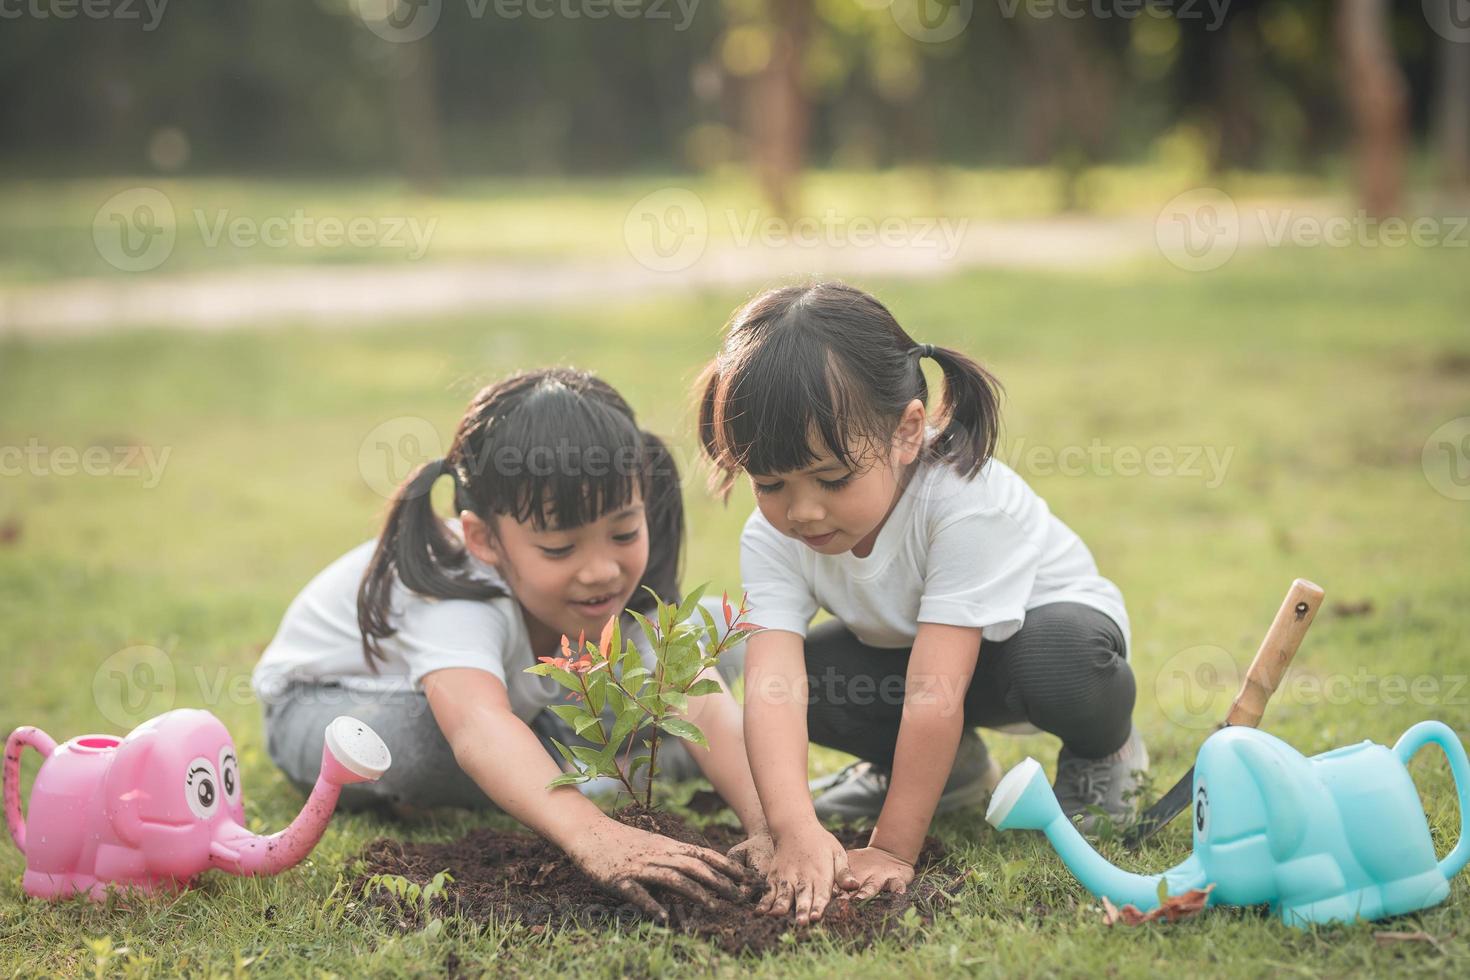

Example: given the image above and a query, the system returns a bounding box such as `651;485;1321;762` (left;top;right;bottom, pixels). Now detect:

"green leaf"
621;666;651;689
618;636;640;670
574;713;604;737
548;737;578;768
628;754;651;780
674;583;708;628
629;609;659;651
523;663;555;676
686;678;723;698
548;703;592;728
660;690;688;713
585;669;607;715
600;682;627;718
609;708;639;747
570;744;604;768
536;665;580;690
547;772;590;789
697;603;720;648
658;717;708;748
1157;877;1170;906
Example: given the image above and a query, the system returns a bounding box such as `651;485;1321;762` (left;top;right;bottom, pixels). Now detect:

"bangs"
463;380;644;531
709;328;888;477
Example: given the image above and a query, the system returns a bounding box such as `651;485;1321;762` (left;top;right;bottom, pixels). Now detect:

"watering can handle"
1393;720;1470;881
5;727;58;856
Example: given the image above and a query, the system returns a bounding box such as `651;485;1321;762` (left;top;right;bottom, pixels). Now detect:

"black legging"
803;602;1135;768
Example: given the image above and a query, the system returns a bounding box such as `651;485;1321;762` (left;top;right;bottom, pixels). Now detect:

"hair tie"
913;343;935;359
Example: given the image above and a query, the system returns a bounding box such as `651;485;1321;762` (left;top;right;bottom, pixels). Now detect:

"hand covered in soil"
758;824;859;925
727;831;777;878
570;822;749;923
841;846;914;901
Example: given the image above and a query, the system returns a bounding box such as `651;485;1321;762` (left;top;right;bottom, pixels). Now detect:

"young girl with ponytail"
252;368;770;920
698;282;1144;925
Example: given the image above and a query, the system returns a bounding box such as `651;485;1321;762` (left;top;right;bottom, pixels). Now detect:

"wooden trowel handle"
1225;578;1325;728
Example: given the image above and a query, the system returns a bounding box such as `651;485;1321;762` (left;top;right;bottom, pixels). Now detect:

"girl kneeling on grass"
697;282;1145;924
251;368;771;920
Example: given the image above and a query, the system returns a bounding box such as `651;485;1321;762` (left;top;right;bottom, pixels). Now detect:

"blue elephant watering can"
986;721;1470;927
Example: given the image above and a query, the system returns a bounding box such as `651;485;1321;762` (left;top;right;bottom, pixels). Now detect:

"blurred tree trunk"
744;0;812;217
390;37;443;192
1014;17;1116;210
1213;10;1263;171
1336;0;1407;217
1432;0;1470;190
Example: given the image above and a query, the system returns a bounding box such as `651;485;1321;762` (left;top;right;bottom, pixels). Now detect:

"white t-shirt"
740;458;1130;653
251;526;661;723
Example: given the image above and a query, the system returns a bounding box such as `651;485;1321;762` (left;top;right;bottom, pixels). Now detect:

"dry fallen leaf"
0;519;19;546
1102;884;1216;926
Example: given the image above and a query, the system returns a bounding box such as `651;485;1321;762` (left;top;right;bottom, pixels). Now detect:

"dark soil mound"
352;808;960;955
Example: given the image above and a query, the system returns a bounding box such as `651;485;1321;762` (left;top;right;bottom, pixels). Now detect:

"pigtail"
357;456;505;668
924;346;1004;479
694;359;738;498
631;430;685;613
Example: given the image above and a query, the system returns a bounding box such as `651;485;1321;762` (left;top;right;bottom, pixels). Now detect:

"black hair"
357;368;683;667
697;281;1003;495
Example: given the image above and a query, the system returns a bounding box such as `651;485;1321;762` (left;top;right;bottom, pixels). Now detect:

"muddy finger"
794;879;816;925
682;844;747;881
644;868;720;910
656;854;743;902
613;878;668;923
762;879;794;917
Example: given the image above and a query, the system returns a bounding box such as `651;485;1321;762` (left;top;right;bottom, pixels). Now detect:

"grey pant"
261;657;744;811
804;602;1135;767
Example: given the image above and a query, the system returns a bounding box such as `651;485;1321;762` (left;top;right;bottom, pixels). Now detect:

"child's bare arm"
853;624;981;895
678;666;769;838
743;629;857;924
423;668;748;920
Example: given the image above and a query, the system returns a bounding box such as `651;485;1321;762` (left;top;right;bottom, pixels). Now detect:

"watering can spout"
986;758;1207;911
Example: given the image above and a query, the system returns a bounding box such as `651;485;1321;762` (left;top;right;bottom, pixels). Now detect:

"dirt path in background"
0;211;1276;337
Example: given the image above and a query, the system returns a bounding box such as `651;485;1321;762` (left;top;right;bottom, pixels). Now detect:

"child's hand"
569;822;748;922
843;846;914;900
727;830;777;878
758;824;859;925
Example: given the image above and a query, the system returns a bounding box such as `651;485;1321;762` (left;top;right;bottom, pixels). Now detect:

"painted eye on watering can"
1194;783;1210;838
218;746;240;805
185;756;220;819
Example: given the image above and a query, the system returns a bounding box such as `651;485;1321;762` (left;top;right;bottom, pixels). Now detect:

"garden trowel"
1123;578;1325;849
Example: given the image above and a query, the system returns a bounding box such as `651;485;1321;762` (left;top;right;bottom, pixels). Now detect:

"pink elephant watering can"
4;708;391;901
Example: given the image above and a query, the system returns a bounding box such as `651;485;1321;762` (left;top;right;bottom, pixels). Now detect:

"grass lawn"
1;238;1467;977
0;166;1338;283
